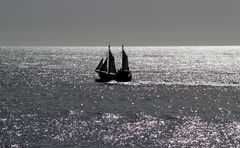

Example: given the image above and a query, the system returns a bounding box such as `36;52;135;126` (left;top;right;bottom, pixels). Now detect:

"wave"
3;111;239;147
107;80;240;87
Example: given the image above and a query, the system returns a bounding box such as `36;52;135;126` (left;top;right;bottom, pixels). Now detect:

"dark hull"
95;71;116;82
96;70;132;82
115;70;132;82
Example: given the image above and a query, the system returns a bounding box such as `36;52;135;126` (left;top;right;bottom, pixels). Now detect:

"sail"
100;58;108;72
96;58;103;71
122;49;129;71
108;50;117;74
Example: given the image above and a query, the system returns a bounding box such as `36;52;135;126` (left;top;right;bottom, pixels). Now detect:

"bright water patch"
0;46;240;147
1;111;240;147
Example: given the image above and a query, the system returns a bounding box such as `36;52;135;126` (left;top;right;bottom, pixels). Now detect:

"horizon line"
2;45;240;47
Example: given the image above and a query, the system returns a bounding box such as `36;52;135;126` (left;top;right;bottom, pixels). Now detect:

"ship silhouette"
95;44;132;82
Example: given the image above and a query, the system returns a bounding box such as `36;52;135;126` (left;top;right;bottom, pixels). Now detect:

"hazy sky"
0;0;240;46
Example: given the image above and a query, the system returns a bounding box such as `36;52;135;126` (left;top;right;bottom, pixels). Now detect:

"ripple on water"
1;111;240;147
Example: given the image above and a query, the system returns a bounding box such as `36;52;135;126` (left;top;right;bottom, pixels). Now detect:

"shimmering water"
0;46;240;147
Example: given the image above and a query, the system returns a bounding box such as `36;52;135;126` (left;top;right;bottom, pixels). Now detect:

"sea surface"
0;46;240;147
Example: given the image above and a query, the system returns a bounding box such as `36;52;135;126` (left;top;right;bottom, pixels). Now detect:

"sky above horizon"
0;0;240;46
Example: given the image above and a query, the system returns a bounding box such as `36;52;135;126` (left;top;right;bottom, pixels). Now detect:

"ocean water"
0;46;240;147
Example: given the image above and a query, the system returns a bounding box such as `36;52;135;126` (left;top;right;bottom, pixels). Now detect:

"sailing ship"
95;44;132;82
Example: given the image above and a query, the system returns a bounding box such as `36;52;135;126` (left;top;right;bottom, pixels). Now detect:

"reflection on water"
1;111;240;147
0;46;240;147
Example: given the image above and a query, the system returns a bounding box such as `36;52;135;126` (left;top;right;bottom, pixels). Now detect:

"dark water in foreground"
0;46;240;147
